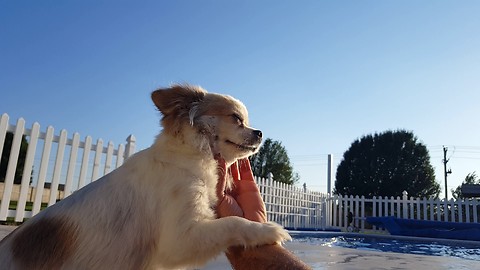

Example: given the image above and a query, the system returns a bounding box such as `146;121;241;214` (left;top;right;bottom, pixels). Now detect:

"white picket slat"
449;200;455;222
64;132;80;197
104;141;114;175
48;129;67;206
32;126;54;216
0;113;9;160
0;118;25;220
125;135;136;160
473;199;478;223
78;136;92;189
458;200;463;223
15;122;40;222
116;144;125;168
465;200;470;223
91;139;103;181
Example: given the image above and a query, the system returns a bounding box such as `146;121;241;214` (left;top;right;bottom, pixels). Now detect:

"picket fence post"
125;135;136;159
402;191;408;218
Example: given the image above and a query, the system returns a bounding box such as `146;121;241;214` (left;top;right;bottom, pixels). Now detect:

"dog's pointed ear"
151;85;207;133
151;84;206;116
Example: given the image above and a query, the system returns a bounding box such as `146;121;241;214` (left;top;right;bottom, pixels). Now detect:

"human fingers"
237;158;255;182
230;160;240;183
236;187;267;223
214;154;227;203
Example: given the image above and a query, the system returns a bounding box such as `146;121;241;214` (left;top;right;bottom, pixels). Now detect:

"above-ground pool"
291;232;480;261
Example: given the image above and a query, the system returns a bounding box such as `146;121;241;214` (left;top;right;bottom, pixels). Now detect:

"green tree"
335;130;440;198
451;172;479;199
1;131;29;184
249;138;299;185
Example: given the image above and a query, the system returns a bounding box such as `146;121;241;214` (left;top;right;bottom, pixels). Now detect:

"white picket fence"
3;113;480;233
0;113;136;222
257;177;329;230
0;113;331;229
329;191;480;232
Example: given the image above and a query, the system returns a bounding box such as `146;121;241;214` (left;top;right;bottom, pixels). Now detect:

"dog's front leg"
161;216;290;268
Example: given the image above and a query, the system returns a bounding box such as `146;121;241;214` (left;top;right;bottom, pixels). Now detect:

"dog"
0;84;291;270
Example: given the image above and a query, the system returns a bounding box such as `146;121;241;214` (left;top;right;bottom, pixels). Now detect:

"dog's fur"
0;85;291;269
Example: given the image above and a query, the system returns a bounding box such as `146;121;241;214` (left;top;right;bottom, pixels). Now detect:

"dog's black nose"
253;129;262;139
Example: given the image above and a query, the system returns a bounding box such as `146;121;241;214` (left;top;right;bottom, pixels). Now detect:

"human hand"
215;155;243;218
215;155;312;270
215;156;266;222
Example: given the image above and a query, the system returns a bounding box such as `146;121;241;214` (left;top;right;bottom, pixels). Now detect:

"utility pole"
443;146;452;200
327;154;333;195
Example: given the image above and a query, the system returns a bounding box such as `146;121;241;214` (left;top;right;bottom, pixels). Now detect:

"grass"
5;200;48;212
0;200;49;225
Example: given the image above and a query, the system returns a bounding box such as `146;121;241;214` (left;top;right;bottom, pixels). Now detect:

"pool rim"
289;230;480;247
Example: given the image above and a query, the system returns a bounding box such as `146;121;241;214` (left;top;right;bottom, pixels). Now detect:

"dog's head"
151;84;262;164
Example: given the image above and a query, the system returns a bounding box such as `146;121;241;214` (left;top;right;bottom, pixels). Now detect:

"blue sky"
1;1;480;198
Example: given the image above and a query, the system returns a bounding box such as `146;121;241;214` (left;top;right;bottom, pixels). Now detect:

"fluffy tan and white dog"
0;85;291;270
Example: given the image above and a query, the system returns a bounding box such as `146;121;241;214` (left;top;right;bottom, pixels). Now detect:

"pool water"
291;232;480;261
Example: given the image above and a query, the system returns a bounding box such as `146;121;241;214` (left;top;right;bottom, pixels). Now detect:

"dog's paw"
261;221;292;244
243;221;291;247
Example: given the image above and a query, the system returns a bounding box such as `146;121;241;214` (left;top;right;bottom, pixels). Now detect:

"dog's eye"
232;114;244;126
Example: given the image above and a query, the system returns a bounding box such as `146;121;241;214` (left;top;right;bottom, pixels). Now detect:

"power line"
294;163;328;167
452;156;480;160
